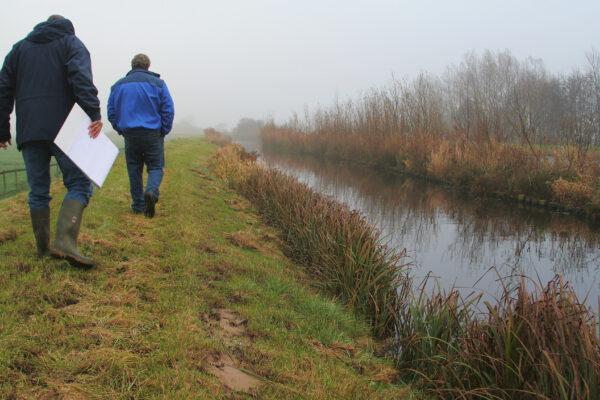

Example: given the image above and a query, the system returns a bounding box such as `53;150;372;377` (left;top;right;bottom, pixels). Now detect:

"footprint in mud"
206;309;261;393
208;353;261;394
217;309;247;337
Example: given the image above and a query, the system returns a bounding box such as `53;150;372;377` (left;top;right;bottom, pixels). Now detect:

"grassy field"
0;138;416;399
0;146;62;199
0;146;28;198
0;144;24;170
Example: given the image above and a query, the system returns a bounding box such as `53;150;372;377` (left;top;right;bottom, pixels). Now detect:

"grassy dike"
0;138;417;399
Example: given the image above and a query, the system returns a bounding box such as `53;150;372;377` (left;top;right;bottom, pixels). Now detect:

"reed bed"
210;143;600;399
262;126;600;215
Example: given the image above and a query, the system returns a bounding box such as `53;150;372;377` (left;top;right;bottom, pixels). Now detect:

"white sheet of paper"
54;104;118;188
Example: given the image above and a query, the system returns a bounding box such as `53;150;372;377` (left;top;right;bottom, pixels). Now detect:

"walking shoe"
144;191;156;218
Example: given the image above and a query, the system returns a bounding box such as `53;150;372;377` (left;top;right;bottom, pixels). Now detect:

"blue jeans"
123;131;164;212
21;141;94;211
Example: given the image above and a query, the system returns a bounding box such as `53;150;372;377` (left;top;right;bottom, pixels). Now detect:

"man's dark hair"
47;15;65;21
131;54;150;70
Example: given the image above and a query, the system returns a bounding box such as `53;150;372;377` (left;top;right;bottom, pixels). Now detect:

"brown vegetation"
261;49;600;216
203;127;232;147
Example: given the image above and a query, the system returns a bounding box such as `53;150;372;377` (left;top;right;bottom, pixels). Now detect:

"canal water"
238;140;600;307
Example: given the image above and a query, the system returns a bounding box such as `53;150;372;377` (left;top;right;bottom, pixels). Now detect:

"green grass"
0;144;24;171
0;145;27;196
0;138;416;399
0;144;61;199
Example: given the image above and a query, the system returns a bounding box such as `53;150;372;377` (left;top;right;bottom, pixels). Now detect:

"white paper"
54;104;118;188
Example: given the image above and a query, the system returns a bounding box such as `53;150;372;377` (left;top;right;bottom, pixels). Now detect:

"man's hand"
88;120;103;138
0;139;11;149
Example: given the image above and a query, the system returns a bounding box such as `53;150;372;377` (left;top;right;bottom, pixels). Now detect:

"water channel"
238;140;600;308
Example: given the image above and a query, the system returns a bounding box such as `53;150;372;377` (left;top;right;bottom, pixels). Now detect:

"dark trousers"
21;141;93;211
123;131;165;212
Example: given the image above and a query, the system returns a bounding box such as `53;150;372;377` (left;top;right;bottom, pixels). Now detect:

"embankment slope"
0;138;414;399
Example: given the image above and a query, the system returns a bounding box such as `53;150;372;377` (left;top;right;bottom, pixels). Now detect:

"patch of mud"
217;309;248;337
208;353;261;394
202;308;248;339
204;308;261;393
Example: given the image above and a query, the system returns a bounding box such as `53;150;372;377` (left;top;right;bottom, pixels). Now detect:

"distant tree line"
278;48;600;150
232;118;264;140
261;49;600;212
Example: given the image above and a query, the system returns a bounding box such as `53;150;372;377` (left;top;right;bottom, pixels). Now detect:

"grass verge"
0;138;415;399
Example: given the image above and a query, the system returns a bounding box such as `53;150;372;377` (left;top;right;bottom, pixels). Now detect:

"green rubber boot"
51;199;95;267
30;208;51;257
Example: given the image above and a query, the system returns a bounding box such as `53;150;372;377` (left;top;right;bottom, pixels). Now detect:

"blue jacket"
0;19;101;148
107;69;174;135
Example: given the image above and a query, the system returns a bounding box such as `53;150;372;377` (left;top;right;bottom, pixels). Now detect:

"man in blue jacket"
108;54;174;218
0;15;103;266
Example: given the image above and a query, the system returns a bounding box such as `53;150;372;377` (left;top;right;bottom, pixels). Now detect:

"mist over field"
1;0;599;136
3;3;600;399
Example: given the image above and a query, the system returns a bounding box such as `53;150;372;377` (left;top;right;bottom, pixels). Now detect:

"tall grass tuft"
453;276;600;399
393;277;478;386
210;143;408;337
394;274;600;399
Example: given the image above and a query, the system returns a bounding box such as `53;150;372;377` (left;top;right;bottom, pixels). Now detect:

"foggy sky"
1;0;599;130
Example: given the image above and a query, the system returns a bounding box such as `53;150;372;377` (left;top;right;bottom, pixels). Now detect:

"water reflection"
260;149;600;305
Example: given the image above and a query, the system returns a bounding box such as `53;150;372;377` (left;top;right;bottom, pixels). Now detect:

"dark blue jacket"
0;19;101;149
107;69;174;135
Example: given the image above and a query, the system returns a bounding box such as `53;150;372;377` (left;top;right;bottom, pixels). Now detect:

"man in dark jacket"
107;54;174;218
0;15;103;266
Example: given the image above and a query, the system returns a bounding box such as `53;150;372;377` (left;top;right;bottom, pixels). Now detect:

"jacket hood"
127;69;161;78
26;19;75;43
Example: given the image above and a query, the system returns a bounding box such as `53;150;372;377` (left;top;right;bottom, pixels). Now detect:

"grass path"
0;138;414;399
